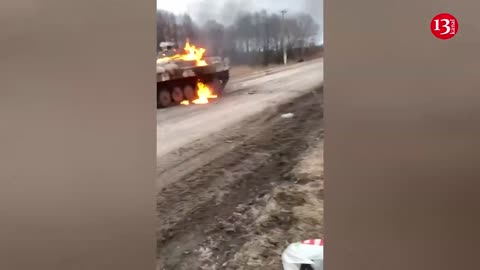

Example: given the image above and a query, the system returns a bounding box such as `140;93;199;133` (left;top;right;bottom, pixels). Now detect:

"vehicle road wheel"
221;78;228;89
211;78;223;96
183;84;196;101
157;88;172;108
171;86;184;104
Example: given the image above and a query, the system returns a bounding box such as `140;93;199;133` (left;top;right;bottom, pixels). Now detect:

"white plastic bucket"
281;239;324;270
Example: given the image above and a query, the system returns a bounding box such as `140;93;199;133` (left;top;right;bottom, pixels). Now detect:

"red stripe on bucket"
301;239;324;246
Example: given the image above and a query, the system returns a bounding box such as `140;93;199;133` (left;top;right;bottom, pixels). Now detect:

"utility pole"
280;9;288;65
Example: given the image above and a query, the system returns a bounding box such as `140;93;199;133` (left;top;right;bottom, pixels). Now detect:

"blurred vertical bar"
326;0;480;269
0;0;156;270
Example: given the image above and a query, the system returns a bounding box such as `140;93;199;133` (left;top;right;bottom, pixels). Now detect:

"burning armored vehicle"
156;40;230;108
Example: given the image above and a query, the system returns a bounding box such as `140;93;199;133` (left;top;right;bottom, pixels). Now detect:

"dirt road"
156;59;324;269
156;58;323;187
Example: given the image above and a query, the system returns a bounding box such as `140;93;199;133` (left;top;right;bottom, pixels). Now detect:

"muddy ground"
156;85;324;270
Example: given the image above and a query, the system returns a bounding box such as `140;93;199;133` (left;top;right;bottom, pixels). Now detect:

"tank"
156;40;230;108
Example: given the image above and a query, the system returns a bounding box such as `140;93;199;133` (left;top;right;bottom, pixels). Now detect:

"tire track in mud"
156;86;324;270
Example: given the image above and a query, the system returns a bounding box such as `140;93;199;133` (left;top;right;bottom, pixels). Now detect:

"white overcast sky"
156;0;323;43
157;0;321;13
156;0;323;25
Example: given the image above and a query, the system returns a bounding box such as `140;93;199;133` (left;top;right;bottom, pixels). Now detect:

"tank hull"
156;57;230;108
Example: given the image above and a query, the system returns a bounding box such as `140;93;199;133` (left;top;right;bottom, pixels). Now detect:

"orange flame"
179;82;218;106
162;39;207;67
183;40;207;66
192;82;217;104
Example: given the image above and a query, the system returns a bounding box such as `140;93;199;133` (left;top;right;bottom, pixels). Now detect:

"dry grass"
229;65;277;77
225;141;324;269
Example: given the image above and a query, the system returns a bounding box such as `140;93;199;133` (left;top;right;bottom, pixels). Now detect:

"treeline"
156;9;321;65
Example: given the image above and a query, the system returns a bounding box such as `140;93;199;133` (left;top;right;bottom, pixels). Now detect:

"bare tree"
169;13;179;44
234;13;254;53
180;14;197;43
156;10;181;50
156;8;322;64
267;14;282;52
257;10;272;65
156;11;166;49
203;20;225;56
294;13;320;57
